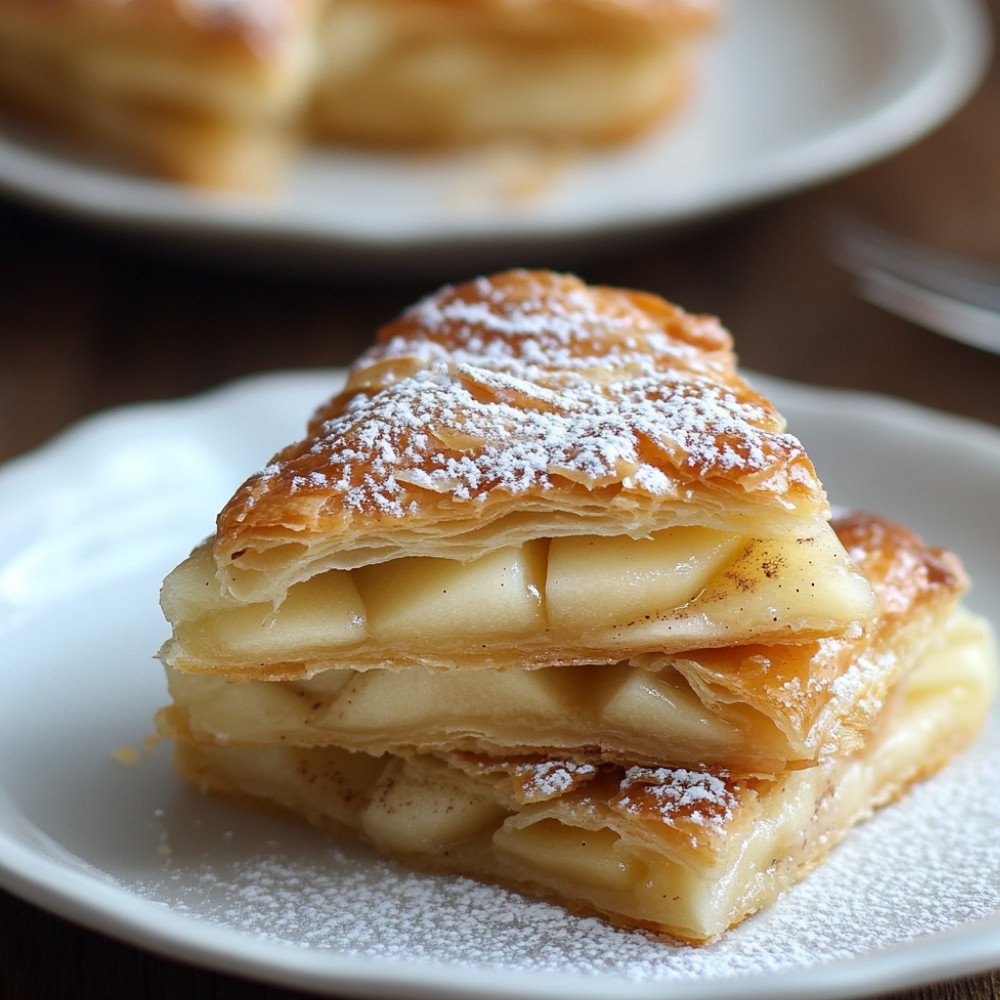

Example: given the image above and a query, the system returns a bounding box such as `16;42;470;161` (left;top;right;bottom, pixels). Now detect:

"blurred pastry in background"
0;0;719;191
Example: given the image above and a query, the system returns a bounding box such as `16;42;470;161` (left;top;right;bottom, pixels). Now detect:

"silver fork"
832;219;1000;355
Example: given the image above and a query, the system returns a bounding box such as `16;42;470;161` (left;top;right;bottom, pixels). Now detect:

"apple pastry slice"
170;599;996;943
158;511;968;776
0;0;323;189
0;0;717;191
158;270;878;684
155;270;997;943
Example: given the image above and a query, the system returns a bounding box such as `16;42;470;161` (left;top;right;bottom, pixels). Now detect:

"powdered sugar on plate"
128;714;1000;985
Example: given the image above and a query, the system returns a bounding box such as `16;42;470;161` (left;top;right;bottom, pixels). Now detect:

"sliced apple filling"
156;511;973;776
159;519;877;678
157;601;967;776
159;658;769;771
352;539;549;643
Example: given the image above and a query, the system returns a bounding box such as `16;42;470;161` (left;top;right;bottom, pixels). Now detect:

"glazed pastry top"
215;271;828;599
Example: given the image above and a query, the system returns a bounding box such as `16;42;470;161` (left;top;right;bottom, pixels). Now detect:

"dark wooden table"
3;4;1000;997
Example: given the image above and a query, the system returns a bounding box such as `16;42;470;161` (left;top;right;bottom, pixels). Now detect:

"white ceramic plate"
0;0;991;272
0;369;999;1000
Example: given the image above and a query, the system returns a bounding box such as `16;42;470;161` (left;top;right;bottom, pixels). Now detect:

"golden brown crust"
215;271;828;602
834;509;967;624
305;0;718;149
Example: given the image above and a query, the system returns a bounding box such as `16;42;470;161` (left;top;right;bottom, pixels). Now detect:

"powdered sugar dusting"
615;766;739;830
512;759;599;802
299;369;798;516
230;273;818;528
130;718;1000;988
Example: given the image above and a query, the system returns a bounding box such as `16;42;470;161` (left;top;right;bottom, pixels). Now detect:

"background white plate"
0;370;998;1000
0;0;991;271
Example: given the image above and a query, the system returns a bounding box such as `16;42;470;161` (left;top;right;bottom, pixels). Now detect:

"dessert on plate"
0;0;719;190
155;269;997;943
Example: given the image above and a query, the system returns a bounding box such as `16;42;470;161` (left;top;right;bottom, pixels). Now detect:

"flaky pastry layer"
158;512;965;774
160;516;877;677
211;271;846;605
170;604;997;943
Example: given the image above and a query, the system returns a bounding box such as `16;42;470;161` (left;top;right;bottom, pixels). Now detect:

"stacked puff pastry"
156;271;997;944
0;0;718;191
